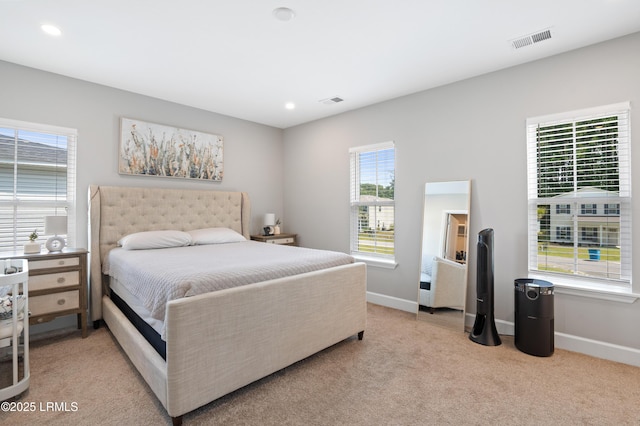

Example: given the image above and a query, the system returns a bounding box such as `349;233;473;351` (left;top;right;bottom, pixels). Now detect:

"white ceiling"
2;1;640;129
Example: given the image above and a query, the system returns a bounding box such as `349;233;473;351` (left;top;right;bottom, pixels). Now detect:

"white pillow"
187;227;246;245
118;230;192;250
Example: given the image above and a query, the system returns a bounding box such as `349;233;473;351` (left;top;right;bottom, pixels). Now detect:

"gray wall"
283;32;640;356
0;60;284;240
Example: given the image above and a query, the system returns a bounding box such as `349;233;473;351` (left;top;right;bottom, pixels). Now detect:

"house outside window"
0;119;77;252
349;141;395;265
526;102;631;287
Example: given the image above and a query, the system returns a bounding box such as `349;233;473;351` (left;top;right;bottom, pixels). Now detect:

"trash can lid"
514;278;553;288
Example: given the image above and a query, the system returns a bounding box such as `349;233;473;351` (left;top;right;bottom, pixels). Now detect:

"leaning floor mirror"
417;180;471;331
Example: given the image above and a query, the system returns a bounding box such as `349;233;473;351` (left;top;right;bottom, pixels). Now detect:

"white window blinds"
0;119;77;252
349;141;395;259
526;102;631;285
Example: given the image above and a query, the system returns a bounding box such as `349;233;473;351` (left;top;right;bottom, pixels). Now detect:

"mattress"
110;277;164;336
105;241;354;339
109;288;167;359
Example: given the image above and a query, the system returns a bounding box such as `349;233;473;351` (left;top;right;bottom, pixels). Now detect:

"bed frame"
88;185;366;425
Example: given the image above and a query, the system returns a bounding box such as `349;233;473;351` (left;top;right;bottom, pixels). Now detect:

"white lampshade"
45;216;67;235
264;213;276;227
44;216;67;252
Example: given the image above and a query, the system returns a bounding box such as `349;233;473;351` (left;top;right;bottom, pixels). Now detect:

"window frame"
0;118;77;252
349;141;397;268
525;102;632;296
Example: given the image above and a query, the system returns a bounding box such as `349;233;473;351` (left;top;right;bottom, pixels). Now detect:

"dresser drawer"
266;237;295;244
30;290;80;316
29;271;80;291
29;257;80;270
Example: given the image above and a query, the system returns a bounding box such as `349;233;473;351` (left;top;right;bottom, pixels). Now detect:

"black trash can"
514;279;554;357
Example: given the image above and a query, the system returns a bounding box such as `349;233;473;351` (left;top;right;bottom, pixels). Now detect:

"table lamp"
45;216;67;252
263;213;275;236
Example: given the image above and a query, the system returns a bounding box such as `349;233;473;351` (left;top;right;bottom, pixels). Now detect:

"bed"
88;185;367;425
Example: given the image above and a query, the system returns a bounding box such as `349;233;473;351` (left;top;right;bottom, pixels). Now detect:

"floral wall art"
119;117;223;181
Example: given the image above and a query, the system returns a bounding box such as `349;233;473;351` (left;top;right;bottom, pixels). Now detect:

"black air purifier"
469;228;501;346
514;279;554;357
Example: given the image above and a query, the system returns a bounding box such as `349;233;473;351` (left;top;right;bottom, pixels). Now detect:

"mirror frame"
417;180;471;331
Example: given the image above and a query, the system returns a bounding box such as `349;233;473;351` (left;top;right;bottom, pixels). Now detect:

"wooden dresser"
0;248;88;338
250;233;298;246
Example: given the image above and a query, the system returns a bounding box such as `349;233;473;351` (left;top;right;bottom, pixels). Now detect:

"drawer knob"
57;277;66;284
58;260;65;266
57;299;66;306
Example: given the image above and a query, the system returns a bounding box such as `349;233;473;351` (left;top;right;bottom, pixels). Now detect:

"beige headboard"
88;185;251;321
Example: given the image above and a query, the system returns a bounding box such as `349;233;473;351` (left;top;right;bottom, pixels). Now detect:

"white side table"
0;259;30;401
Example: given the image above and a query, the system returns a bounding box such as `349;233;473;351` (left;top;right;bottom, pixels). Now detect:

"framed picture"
119;117;223;181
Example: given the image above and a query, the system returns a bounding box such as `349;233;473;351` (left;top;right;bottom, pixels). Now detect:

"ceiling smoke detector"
319;97;344;105
511;29;552;49
273;7;296;22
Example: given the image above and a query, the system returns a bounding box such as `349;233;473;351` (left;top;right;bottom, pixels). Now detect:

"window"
604;204;619;215
526;102;631;286
555;226;572;241
581;227;599;244
0;119;77;252
349;141;395;264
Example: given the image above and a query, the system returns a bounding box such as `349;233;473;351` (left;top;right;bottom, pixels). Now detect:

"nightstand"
0;248;88;338
250;233;297;246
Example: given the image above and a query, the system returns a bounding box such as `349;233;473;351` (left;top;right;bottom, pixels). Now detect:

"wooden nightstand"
250;233;298;246
0;248;88;338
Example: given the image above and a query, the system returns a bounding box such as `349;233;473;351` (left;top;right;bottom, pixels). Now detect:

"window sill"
352;254;398;270
528;272;639;303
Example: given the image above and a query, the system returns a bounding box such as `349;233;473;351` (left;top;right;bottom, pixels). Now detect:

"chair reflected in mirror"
417;180;471;331
419;256;466;314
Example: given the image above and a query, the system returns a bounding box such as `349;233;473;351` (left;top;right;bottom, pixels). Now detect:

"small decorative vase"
24;242;41;254
274;225;281;235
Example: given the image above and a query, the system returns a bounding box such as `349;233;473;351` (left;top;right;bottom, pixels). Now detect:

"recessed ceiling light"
285;102;296;110
273;7;296;22
41;24;62;37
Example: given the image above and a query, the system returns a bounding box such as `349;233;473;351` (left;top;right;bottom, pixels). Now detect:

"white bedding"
104;241;354;338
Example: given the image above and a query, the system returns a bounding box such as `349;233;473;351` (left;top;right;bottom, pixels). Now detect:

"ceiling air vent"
511;29;552;50
319;97;344;105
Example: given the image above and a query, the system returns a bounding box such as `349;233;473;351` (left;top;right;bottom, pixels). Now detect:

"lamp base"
46;236;66;252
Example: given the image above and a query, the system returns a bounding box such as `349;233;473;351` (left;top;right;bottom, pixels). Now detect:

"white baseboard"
369;292;640;368
366;291;417;313
554;333;640;367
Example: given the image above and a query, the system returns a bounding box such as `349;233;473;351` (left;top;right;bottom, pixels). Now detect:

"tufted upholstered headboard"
88;185;251;321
